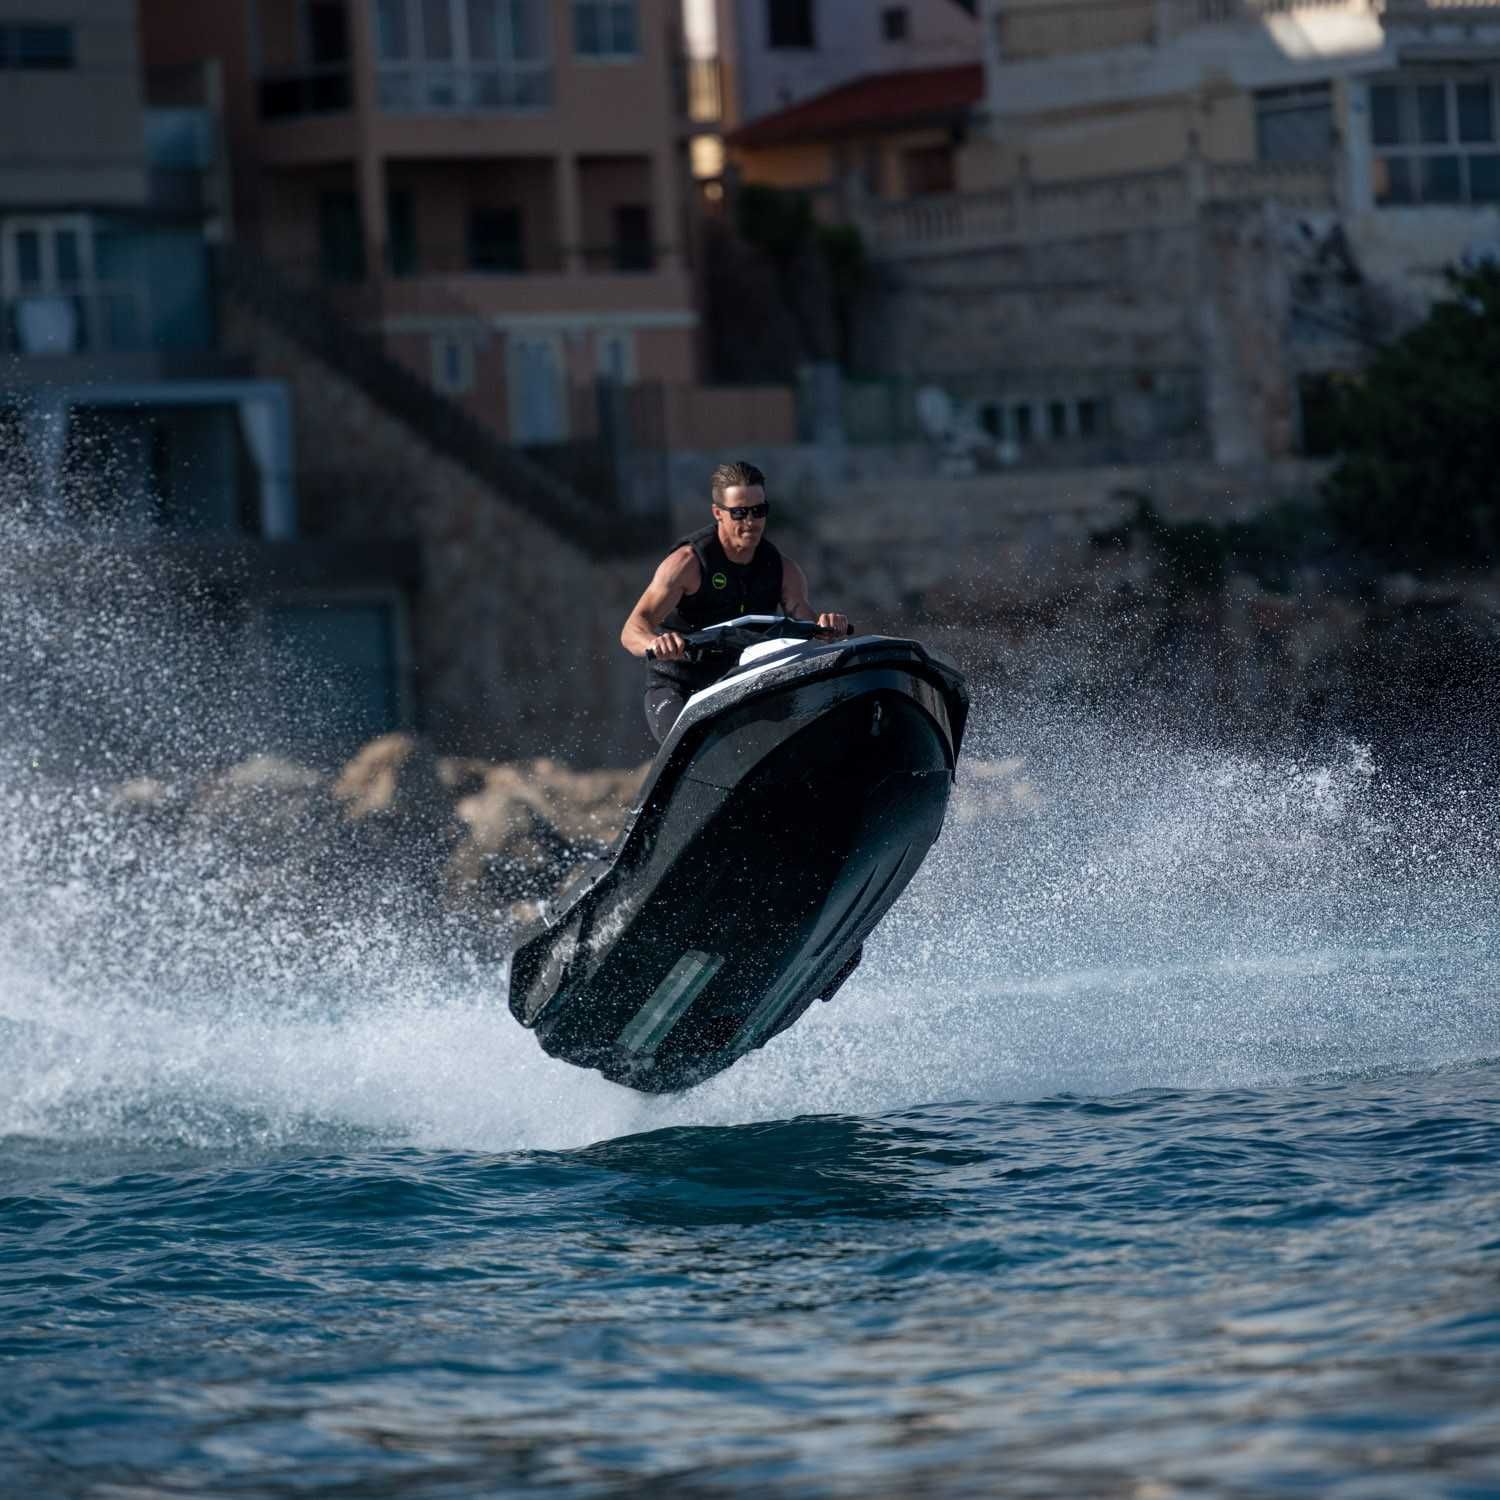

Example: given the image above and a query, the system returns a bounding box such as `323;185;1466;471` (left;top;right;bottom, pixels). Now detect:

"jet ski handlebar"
646;614;851;663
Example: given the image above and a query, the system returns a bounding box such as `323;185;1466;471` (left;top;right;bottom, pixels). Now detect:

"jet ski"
507;615;969;1093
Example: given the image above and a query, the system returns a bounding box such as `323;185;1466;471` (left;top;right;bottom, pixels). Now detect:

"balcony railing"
864;160;1337;257
2;285;157;356
995;0;1376;59
376;62;551;113
383;240;568;277
258;65;353;119
580;242;659;273
1205;160;1339;207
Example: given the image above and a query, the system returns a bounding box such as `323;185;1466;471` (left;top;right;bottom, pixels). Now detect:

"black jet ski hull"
508;638;967;1092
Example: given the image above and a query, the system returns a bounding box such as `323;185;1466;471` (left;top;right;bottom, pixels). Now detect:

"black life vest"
648;524;784;692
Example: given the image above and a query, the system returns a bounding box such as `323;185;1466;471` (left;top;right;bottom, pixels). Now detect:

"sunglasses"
715;502;770;521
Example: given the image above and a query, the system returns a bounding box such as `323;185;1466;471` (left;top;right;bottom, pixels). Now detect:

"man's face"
714;485;768;548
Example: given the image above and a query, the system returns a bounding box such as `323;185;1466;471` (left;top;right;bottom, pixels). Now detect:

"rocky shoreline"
72;571;1497;945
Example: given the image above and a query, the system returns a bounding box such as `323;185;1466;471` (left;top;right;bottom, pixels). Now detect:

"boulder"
445;758;648;909
332;732;461;888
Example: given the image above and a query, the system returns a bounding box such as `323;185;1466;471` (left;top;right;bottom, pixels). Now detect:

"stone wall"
221;300;664;767
859;201;1389;468
792;458;1329;629
866;225;1205;379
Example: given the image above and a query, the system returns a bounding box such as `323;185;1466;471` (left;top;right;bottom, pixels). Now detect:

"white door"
507;332;567;443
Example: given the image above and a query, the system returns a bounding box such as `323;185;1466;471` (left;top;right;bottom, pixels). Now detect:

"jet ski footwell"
508;632;968;1093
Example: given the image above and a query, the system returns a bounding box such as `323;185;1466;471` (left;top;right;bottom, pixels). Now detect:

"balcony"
258;65;354;119
2;285;154;356
863;160;1337;257
1;227;216;366
580;240;659;273
993;0;1378;60
375;61;552;113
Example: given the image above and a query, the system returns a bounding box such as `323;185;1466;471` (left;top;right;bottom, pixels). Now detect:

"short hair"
710;461;766;504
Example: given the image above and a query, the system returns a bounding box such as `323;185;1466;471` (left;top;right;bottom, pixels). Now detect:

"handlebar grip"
644;648;655;661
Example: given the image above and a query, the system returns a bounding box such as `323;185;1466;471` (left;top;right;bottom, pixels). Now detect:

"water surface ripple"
4;1059;1499;1498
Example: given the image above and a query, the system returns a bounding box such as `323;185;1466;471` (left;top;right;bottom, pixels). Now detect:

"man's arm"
781;556;850;636
621;546;702;660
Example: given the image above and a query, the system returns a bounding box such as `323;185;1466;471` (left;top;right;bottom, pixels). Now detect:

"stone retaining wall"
222;300;663;767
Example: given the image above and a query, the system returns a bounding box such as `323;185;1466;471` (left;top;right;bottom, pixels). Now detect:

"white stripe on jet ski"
619;950;724;1056
679;636;889;718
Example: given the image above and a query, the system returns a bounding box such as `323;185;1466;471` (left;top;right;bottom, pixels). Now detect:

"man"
621;460;850;744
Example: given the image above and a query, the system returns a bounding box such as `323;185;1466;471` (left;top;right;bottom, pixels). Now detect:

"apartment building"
141;0;700;447
819;0;1500;462
0;0;425;761
709;0;980;129
0;0;296;539
967;0;1500;307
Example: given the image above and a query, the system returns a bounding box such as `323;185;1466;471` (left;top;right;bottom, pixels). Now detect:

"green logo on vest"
711;572;728;590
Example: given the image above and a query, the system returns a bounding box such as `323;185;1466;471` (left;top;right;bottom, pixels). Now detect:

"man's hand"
646;630;688;661
815;612;850;636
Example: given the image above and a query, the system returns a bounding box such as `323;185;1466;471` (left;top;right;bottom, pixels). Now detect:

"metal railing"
994;0;1376;58
864;159;1336;257
258;65;353;119
375;62;552;113
215;245;667;555
3;284;155;356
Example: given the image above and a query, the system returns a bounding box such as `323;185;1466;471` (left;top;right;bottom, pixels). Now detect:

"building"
0;0;295;546
0;0;421;763
709;0;981;130
724;62;984;216
139;0;702;449
826;0;1500;464
968;0;1500;283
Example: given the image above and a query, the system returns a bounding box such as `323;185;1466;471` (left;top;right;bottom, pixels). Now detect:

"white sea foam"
1;500;1497;1156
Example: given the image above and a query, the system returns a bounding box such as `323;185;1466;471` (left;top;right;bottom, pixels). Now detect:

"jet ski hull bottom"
508;640;966;1093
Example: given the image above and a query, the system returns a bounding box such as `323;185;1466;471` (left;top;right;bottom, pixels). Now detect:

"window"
1255;83;1333;164
431;334;475;393
574;0;637;57
881;6;909;41
468;206;525;270
903;144;955;197
1370;75;1500;206
611;204;654;270
319;191;366;281
375;0;550;111
0;24;74;68
306;1;351;64
1458;81;1493;143
0;24;61;69
387;189;418;274
767;0;815;49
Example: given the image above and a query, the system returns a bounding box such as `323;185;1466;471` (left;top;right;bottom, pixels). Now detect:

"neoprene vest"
648;524;784;692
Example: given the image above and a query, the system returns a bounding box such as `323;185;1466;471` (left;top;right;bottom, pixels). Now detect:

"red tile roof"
726;64;984;150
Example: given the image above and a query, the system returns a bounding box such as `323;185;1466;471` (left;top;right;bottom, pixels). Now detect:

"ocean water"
4;725;1499;1499
3;513;1500;1496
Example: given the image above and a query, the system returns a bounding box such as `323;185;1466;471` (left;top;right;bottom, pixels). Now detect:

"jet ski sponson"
507;617;969;1093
